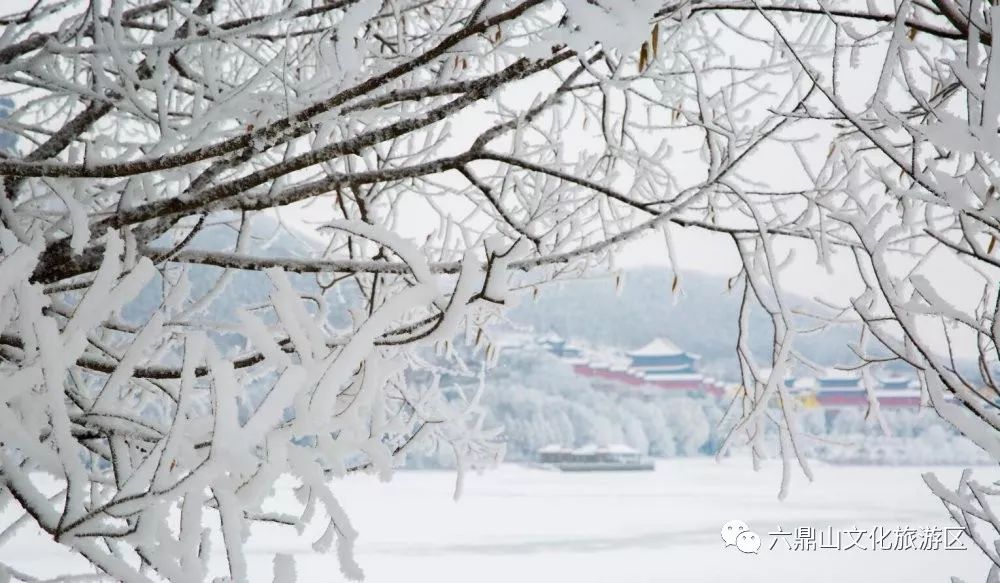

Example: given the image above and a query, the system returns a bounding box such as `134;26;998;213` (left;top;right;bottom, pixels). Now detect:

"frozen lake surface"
319;459;991;582
1;458;992;582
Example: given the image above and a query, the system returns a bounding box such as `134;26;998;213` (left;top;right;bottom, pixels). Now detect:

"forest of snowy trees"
401;349;990;468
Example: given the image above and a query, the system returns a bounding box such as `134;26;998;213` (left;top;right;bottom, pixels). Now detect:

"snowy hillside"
110;223;985;469
509;268;871;378
406;350;988;468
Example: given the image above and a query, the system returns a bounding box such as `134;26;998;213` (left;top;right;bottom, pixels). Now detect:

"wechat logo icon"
722;520;761;554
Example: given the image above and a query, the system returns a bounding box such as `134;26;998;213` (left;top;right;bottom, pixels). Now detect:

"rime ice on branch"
1;0;999;580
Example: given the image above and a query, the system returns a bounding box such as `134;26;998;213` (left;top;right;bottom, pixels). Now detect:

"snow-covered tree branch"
678;0;1000;576
1;0;999;580
0;0;807;580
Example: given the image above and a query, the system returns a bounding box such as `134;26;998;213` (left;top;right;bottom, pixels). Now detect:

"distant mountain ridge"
119;221;885;381
508;268;862;380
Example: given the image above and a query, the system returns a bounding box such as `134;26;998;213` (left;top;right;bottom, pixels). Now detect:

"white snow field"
1;458;992;582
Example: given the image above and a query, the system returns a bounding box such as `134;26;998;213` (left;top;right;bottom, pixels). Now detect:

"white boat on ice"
536;443;655;472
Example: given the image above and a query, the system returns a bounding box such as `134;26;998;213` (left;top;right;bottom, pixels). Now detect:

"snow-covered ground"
1;458;991;582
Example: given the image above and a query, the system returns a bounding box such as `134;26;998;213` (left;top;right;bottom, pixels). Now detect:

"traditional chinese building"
802;370;921;409
541;332;921;407
628;338;710;392
873;375;922;408
571;360;642;386
569;337;725;396
813;370;868;407
540;334;584;360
